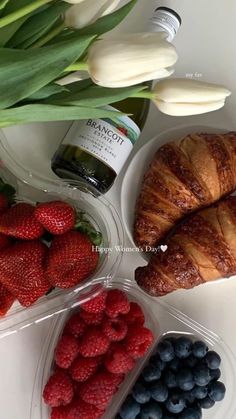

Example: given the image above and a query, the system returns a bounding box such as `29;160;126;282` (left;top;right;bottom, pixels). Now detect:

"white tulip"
64;0;86;4
65;0;120;29
87;33;178;88
153;78;231;116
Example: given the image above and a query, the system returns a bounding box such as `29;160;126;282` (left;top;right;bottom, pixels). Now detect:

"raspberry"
125;326;154;359
51;406;68;419
64;313;86;338
80;372;118;410
78;327;110;357
55;335;79;369
122;302;145;326
43;370;73;407
80;309;104;326
105;344;135;374
102;317;128;342
51;399;104;419
106;289;130;318
70;356;100;382
81;291;107;314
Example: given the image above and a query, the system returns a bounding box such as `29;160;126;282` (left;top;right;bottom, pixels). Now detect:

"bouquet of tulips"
0;0;231;128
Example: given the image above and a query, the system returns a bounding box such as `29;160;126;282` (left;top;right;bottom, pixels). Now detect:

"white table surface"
1;1;236;418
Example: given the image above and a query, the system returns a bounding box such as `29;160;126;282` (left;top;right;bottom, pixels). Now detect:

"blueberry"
183;391;196;405
132;383;151;404
163;370;177;388
140;401;163;419
157;340;175;362
169;357;181;372
192;341;208;359
142;364;161;382
180;407;202;419
174;337;192;359
163;337;176;345
165;391;186;414
182;355;197;369
120;396;141;419
208;381;226;402
192;386;208;400
150;381;169;402
150;354;166;371
209;368;221;381
204;351;221;370
193;364;211;386
199;396;215;409
176;368;194;391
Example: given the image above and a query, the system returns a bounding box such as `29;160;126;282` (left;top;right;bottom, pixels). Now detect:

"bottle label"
62;108;140;175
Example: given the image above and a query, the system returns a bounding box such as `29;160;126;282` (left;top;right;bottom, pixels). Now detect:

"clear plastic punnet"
31;278;236;419
0;165;123;338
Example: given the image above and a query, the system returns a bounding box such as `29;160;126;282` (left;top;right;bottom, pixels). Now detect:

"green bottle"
51;7;181;194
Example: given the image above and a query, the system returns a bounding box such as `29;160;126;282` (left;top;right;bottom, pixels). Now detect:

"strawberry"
81;291;107;314
35;201;75;235
70;355;100;382
55;334;80;369
125;325;154;359
121;302;145;326
0;241;49;307
46;231;99;289
0;193;8;215
80;310;104;326
0;233;11;251
0;203;44;240
106;290;130;318
78;326;110;357
43;370;74;407
80;371;119;410
102;317;128;342
51;399;103;419
105;344;135;374
0;283;15;316
64;313;86;338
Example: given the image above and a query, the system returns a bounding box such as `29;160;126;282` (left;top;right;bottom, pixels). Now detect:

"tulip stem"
30;22;65;49
65;62;89;72
131;91;155;100
0;0;53;28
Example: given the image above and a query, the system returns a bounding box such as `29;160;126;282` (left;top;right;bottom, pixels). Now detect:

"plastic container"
0;166;123;338
31;278;236;419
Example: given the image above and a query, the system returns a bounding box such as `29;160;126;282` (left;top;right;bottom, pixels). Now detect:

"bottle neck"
149;6;181;42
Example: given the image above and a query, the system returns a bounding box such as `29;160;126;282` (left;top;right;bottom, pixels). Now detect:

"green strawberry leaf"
75;213;102;246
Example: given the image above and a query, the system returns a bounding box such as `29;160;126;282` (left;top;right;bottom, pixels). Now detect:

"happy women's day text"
92;245;160;254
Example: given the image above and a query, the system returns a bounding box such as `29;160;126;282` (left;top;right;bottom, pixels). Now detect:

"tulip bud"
64;0;86;4
87;33;178;88
153;78;231;116
65;0;120;29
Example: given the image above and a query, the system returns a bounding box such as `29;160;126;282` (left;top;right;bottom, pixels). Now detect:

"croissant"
135;196;236;296
134;132;236;247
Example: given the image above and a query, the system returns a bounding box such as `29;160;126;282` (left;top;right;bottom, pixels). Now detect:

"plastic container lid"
31;278;236;419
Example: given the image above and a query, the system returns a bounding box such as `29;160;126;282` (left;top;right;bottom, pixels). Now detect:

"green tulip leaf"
27;83;68;100
0;35;95;109
46;85;147;107
0;0;9;11
0;104;125;127
7;2;69;48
